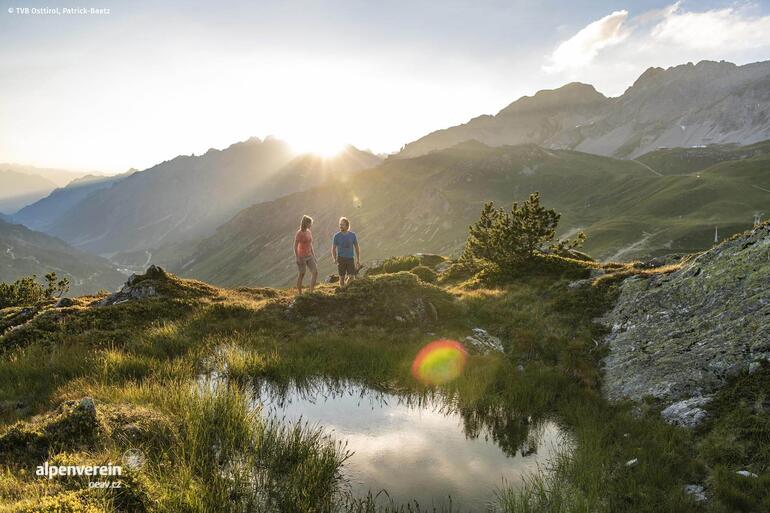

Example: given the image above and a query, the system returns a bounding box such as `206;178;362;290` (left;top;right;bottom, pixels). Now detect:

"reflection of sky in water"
256;383;566;511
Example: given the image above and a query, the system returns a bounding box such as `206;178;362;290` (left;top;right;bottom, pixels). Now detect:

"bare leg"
339;274;347;287
309;270;318;293
296;272;305;294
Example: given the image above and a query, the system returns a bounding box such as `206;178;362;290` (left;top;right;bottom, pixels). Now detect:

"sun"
287;134;348;158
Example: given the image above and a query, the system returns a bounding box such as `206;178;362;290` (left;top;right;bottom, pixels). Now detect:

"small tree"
0;273;71;309
44;272;70;298
0;276;46;308
463;192;585;267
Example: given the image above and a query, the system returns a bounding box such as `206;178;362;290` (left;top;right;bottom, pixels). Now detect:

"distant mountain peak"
499;82;606;115
630;60;741;91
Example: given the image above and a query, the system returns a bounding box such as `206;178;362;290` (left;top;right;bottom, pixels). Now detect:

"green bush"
409;265;437;283
462;192;586;268
367;255;420;275
0;273;70;309
0;277;46;309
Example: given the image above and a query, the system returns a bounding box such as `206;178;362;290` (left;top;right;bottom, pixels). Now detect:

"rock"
325;274;340;284
660;396;712;428
98;267;163;306
736;470;758;478
568;279;590;289
516;364;525;373
601;223;770;402
434;261;452;273
55;297;76;308
79;397;96;417
464;328;505;354
144;265;167;279
395;316;406;323
625;458;639;468
683;484;706;502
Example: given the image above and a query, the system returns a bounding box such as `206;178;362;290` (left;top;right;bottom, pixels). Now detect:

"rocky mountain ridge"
33;138;380;255
399;60;770;159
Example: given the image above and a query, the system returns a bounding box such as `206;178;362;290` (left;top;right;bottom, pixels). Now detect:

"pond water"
253;382;567;511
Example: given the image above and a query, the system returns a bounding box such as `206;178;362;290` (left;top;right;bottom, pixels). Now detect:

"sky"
1;0;770;173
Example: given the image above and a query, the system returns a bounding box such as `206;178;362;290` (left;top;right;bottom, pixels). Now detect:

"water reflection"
250;380;567;511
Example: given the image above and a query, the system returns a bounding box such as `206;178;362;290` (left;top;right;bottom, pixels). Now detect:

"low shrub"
367;255;420;275
409;265;437;283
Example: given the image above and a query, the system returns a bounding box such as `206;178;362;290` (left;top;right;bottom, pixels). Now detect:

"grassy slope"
636;139;770;176
0;260;765;512
174;142;769;288
178;144;654;287
0;219;126;295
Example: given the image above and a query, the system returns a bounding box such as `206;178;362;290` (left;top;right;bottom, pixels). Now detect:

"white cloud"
651;2;770;50
544;10;631;72
541;3;770;96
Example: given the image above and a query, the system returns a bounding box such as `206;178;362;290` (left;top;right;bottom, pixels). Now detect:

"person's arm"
354;240;360;266
331;243;337;263
293;233;299;259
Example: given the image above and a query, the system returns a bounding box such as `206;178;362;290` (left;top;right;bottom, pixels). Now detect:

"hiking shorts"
296;255;317;274
337;257;357;278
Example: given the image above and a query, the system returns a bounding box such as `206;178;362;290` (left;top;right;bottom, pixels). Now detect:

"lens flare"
411;339;467;385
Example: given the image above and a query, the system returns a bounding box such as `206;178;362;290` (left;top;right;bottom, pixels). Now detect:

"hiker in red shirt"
294;215;318;294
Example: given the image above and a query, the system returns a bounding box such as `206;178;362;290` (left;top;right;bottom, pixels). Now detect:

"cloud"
544;10;631;72
541;2;770;95
651;2;770;50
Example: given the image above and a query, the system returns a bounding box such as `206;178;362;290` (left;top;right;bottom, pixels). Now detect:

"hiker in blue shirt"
331;217;360;287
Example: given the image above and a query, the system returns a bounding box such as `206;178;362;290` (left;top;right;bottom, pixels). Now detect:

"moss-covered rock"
602;223;770;403
96;265;217;306
0;398;176;465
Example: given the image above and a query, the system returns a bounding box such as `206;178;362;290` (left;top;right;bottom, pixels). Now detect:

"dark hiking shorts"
337;257;357;277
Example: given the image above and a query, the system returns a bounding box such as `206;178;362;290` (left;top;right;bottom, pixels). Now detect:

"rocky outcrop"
97;265;166;306
601;223;770;405
465;328;505;354
660;396;711;428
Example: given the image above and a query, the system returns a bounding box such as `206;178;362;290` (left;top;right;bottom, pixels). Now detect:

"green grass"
0;264;766;512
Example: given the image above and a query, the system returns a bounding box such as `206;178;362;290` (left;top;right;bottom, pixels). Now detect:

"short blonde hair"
339;217;350;229
300;215;313;231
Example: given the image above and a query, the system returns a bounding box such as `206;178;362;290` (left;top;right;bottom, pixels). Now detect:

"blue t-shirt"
333;231;357;259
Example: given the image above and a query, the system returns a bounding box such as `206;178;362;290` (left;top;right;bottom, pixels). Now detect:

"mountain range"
399;60;770;159
16;139;381;256
12;172;135;232
0;164;99;214
0;170;58;214
0;219;125;294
